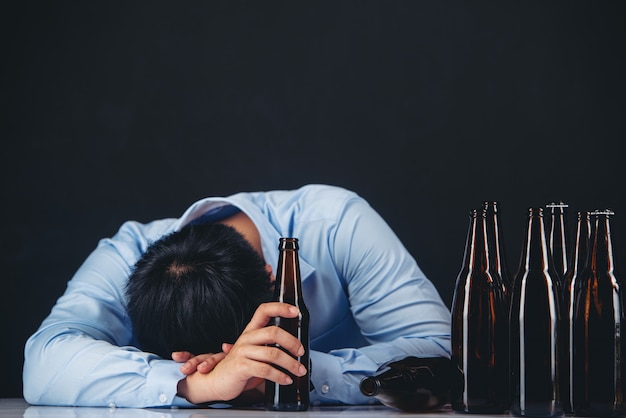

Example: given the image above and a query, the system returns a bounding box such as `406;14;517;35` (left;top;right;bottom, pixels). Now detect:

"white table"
1;399;462;418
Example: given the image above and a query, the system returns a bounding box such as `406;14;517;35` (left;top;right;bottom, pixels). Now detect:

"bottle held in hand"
264;238;310;411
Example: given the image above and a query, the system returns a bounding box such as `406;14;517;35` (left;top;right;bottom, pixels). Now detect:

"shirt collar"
172;196;315;281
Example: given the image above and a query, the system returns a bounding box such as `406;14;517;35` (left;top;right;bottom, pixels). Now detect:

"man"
23;184;451;407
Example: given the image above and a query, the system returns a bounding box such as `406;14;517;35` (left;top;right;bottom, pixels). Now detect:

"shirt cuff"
308;350;373;406
145;359;195;407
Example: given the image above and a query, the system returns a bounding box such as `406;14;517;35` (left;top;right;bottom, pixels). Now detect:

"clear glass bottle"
265;238;310;411
572;210;624;417
509;208;563;417
451;209;508;413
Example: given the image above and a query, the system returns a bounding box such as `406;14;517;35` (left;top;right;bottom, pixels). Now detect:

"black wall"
3;2;625;398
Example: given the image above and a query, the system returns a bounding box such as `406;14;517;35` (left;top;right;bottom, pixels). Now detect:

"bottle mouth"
590;209;615;216
359;377;381;396
546;202;569;209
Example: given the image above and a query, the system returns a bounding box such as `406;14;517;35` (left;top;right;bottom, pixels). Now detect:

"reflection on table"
2;399;460;418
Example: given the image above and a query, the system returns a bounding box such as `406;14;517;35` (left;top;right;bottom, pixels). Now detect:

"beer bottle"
509;208;563;417
562;211;591;414
546;202;569;414
451;209;508;413
546;202;570;284
359;357;454;411
265;238;310;411
572;210;624;416
483;201;512;300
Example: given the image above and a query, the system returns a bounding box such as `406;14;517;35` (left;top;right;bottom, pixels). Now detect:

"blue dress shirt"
23;184;451;407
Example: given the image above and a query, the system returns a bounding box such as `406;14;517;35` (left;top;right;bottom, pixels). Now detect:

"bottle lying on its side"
359;356;459;411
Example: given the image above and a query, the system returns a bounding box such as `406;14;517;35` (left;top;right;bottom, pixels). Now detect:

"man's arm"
306;190;452;404
22;219;191;407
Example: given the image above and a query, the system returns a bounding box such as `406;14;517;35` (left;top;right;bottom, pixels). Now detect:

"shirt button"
159;393;168;403
321;384;330;394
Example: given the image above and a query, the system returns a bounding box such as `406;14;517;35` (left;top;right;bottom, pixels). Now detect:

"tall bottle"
572;210;624;416
546;202;570;284
483;201;512;300
265;238;311;411
509;208;563;417
546;202;570;414
562;211;591;415
451;209;508;413
359;357;454;411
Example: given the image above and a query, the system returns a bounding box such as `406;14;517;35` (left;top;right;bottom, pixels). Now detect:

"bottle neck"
568;211;591;277
547;202;568;278
519;208;550;274
483;201;508;282
588;212;615;275
460;210;479;274
275;238;304;304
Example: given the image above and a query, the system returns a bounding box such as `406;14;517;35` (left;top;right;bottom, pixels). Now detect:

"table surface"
0;399;469;418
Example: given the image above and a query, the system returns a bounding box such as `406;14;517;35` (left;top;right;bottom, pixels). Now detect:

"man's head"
126;222;273;359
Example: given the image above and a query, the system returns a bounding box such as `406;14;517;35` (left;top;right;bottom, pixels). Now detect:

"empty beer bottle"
265;238;311;411
562;211;591;415
483;201;512;300
572;210;624;417
509;208;563;417
451;209;508;413
546;202;570;413
359;357;454;411
546;202;570;284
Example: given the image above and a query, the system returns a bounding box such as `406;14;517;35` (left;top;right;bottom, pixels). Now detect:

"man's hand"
176;302;307;405
172;351;226;375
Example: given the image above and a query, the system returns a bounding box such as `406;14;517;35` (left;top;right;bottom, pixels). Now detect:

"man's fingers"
179;352;224;375
171;351;194;363
243;302;300;332
233;344;307;381
196;352;226;373
237;324;305;359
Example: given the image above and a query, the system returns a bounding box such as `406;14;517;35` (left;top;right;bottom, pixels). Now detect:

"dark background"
2;2;625;398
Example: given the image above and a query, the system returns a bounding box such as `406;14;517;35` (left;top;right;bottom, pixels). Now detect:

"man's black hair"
125;222;273;359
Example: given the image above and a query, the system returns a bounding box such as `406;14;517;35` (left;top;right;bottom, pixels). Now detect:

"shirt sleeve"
308;192;452;405
23;219;194;408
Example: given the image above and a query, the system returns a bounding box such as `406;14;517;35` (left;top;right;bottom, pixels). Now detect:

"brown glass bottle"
546;202;569;413
572;210;624;417
546;202;569;284
264;238;310;411
562;211;591;415
483;201;512;300
359;357;454;411
451;209;508;413
509;208;563;417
